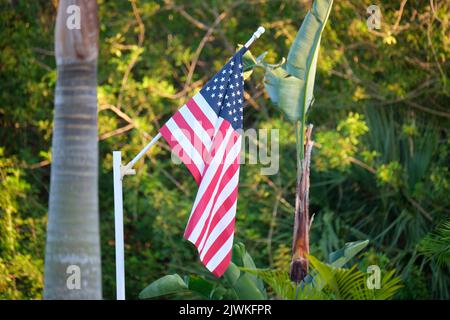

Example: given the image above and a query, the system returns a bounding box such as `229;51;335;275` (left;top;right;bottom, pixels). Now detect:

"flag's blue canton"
200;48;247;130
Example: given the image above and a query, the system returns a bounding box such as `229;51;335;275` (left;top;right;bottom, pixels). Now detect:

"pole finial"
244;26;266;48
255;26;265;38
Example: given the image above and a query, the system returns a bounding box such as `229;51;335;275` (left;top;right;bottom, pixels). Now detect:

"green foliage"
0;149;45;299
139;241;394;300
415;219;450;299
243;240;402;300
328;240;369;268
308;256;402;300
139;243;267;300
139;274;188;299
263;0;334;122
418;219;450;267
315;112;369;171
376;161;403;189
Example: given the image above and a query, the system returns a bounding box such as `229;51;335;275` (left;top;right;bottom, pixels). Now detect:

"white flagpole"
112;26;265;300
113;151;125;300
121;133;162;179
112;133;161;301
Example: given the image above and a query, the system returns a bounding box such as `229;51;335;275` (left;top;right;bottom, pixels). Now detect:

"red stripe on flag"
198;182;238;257
186;99;215;138
198;181;238;250
172;111;208;159
194;160;240;248
211;247;233;277
200;212;236;266
183;121;231;239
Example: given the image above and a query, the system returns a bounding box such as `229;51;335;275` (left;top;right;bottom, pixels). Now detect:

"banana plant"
139;242;266;300
139;240;392;300
247;0;334;282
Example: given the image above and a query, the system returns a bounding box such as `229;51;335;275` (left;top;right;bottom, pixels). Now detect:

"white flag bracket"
112;26;265;300
120;166;136;177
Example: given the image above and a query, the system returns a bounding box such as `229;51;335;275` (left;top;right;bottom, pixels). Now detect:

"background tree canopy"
0;0;448;299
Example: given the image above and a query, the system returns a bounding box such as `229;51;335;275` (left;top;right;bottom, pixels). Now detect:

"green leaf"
239;245;266;293
187;275;215;299
242;250;257;269
309;255;402;300
372;269;403;300
255;51;268;63
276;75;305;121
241;268;297;299
233;273;266;300
263;0;334;121
417;219;450;267
286;0;333;78
223;262;240;286
139;274;188;299
231;242;246;266
329;240;370;268
263;67;289;105
210;285;229;300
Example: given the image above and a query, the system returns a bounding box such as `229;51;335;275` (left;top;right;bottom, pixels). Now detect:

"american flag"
160;47;247;277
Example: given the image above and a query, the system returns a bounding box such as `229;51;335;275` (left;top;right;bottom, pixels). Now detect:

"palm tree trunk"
44;0;101;299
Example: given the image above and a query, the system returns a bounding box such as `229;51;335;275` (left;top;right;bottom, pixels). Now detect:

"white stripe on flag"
200;199;237;260
187;125;235;244
196;147;241;252
165;118;205;174
205;233;234;272
193;93;218;127
179;105;212;149
185;118;226;221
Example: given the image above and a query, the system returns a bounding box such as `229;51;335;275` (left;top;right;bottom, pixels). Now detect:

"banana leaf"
139;274;188;299
139;242;267;300
242;46;284;81
264;0;333;122
329;240;370;268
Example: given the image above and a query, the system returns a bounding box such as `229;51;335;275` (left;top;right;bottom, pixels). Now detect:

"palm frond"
418;220;450;268
244;254;402;300
309;255;402;300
